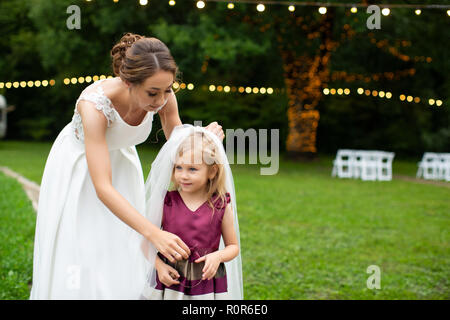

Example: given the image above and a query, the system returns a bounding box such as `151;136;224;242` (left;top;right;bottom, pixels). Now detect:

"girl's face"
128;70;174;112
174;150;216;194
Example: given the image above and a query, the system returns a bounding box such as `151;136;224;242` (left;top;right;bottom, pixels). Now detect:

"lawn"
0;140;449;299
0;171;35;300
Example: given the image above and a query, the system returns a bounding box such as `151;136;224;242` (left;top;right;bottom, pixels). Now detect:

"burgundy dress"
151;190;231;300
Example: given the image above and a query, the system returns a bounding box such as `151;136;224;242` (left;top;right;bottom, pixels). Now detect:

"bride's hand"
155;255;180;287
205;121;224;142
148;229;191;263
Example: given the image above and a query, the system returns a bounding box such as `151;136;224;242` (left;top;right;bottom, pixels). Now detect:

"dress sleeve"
164;191;172;206
213;192;231;210
75;91;116;126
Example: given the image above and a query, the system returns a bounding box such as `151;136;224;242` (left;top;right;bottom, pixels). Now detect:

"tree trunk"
277;9;336;160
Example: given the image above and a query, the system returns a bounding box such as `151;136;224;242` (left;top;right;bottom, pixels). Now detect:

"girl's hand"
195;252;222;280
148;229;191;263
204;122;224;142
155;256;180;287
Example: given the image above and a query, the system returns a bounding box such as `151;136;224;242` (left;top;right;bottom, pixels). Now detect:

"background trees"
0;0;448;157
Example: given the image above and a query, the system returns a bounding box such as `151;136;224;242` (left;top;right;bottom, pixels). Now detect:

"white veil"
139;124;243;300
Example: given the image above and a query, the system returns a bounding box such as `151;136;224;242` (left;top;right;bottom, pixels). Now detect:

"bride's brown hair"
110;32;181;86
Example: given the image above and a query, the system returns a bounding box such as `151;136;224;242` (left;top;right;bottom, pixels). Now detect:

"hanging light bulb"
381;8;390;16
256;4;265;12
169;0;176;6
415;9;421;15
196;1;205;9
318;7;327;15
350;7;357;14
288;5;295;12
227;3;234;9
139;0;148;6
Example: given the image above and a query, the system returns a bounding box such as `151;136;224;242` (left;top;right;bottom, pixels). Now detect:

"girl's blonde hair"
171;131;228;218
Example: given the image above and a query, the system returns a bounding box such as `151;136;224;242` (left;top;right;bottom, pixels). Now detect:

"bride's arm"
158;92;225;141
78;101;190;263
158;91;181;140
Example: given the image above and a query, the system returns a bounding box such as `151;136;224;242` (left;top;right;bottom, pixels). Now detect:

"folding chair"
360;151;378;181
437;153;450;182
417;152;439;180
332;149;354;178
376;151;395;181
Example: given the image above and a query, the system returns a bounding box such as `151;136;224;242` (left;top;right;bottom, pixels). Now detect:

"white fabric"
143;288;229;300
30;78;157;299
138;124;244;300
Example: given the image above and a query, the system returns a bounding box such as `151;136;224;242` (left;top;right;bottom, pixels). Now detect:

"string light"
323;87;443;107
196;1;205;9
350;7;357;14
227;2;234;9
139;0;148;6
1;76;444;107
288;5;295;12
415;9;421;15
256;4;265;12
382;8;390;16
193;1;450;12
318;7;327;15
169;0;176;6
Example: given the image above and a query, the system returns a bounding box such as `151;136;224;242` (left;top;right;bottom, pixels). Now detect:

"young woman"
30;33;224;299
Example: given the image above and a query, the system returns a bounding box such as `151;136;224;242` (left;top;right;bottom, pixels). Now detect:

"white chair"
437;153;450;181
376;151;395;181
351;151;363;179
332;149;354;178
359;151;378;181
417;153;440;180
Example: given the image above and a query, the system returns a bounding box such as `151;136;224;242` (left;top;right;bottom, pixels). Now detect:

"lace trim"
71;80;116;141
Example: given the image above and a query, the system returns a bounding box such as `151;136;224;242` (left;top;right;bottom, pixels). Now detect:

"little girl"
141;125;242;300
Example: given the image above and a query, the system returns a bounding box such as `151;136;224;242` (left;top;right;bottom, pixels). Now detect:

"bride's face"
129;70;174;112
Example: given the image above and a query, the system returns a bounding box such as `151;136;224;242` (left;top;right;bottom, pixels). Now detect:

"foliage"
0;0;448;156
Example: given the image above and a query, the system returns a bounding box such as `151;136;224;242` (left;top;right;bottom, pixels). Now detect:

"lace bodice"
71;79;117;141
70;78;155;149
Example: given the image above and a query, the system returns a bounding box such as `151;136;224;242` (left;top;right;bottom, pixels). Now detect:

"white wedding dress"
30;78;162;299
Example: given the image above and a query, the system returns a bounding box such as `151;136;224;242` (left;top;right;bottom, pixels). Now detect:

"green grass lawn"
0;171;35;300
0;140;449;299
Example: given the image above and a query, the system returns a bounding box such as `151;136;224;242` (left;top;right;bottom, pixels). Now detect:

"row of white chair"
416;152;450;181
332;150;395;181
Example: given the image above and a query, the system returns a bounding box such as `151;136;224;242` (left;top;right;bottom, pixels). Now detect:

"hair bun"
110;32;144;76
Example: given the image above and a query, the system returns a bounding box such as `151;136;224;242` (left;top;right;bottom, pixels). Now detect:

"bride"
30;33;224;299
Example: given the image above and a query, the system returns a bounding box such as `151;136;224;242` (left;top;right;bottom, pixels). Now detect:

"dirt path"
394;174;450;188
0;167;40;211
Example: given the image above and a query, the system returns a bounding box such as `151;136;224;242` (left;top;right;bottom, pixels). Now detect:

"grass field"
0;140;449;299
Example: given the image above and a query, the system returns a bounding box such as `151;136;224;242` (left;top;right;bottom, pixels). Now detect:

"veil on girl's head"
133;124;243;300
